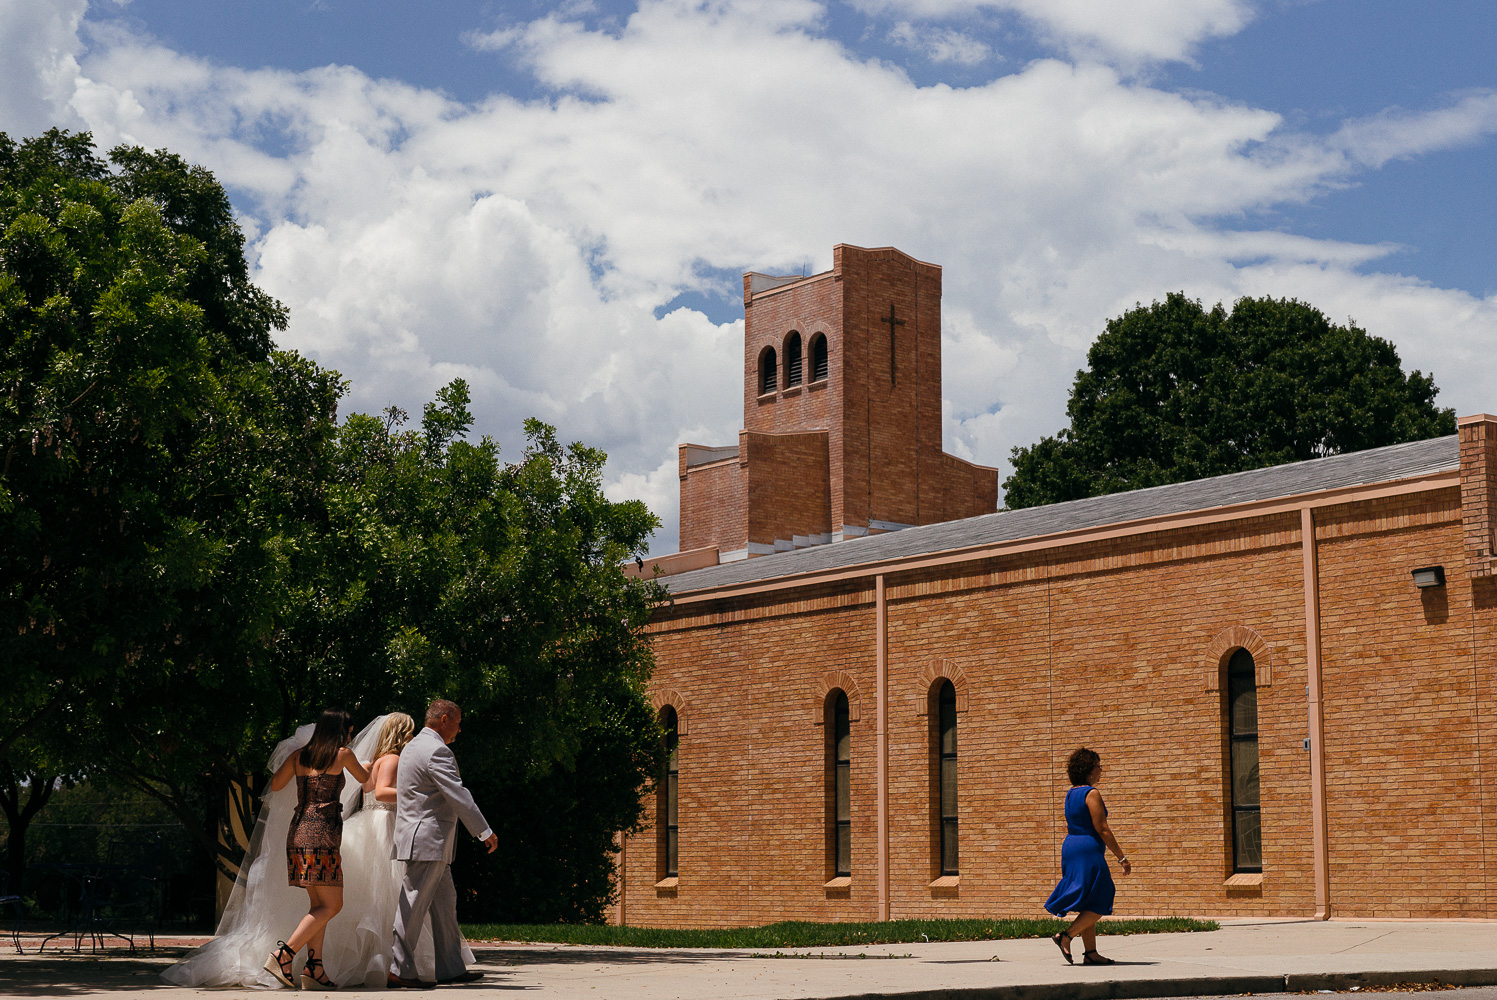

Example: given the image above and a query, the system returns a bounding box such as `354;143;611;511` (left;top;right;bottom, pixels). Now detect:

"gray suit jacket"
392;728;492;863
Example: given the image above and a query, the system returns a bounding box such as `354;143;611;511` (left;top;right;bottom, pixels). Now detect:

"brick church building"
617;244;1497;925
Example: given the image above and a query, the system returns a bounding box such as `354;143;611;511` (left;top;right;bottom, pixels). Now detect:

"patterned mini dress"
287;771;346;888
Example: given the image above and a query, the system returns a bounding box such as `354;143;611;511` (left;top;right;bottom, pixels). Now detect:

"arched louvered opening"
759;346;778;395
810;333;828;382
785;331;803;387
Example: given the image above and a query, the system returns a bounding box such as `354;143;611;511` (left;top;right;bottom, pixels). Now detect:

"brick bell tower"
672;244;997;567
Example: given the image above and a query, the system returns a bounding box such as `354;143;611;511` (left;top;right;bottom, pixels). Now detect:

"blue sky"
2;0;1494;552
85;0;1497;298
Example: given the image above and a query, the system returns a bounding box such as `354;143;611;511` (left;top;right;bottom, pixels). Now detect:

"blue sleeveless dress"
1044;784;1115;916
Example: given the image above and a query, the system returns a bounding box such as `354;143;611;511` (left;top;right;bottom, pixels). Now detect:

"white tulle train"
162;717;474;989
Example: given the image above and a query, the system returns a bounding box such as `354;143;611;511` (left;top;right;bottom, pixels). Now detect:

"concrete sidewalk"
3;918;1495;998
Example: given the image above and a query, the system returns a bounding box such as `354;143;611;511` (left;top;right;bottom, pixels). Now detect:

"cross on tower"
881;303;905;386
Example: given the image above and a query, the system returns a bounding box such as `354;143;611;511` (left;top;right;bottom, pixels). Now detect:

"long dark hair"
299;709;352;772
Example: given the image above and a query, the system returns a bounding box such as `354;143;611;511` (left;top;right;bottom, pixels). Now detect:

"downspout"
876;573;890;921
617;832;626;926
1300;507;1331;920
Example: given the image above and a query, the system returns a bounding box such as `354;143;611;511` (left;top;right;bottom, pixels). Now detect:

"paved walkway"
3;919;1495;998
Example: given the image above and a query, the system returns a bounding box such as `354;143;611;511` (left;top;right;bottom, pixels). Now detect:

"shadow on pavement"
472;945;773;967
0;957;175;996
0;955;540;994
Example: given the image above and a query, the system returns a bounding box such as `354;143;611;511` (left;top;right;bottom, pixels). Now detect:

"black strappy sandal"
263;940;297;988
1051;931;1073;964
1083;949;1116;965
300;946;338;989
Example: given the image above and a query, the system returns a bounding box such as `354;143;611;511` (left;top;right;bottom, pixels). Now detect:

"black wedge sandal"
1051;931;1073;964
300;946;337;990
263;940;298;988
1083;949;1115;965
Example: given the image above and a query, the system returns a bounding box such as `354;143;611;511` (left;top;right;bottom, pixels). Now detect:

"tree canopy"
0;128;294;760
1002;292;1456;509
1;130;666;922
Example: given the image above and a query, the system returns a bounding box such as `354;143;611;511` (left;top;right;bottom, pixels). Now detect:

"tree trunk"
0;769;57;895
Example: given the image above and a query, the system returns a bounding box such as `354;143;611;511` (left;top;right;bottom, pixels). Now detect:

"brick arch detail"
755;344;778;394
1204;625;1273;691
652;689;689;735
915;658;970;715
806;331;830;378
812;671;863;725
784;318;833;346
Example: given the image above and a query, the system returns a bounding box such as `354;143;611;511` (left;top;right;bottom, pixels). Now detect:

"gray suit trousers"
390;860;465;982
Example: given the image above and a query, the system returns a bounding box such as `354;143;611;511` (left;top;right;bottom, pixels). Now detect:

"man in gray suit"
388;698;498;989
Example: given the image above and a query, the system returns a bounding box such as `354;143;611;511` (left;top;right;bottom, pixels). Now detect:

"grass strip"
463;916;1216;949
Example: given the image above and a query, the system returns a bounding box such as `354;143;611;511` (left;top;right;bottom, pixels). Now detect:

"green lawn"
462;916;1217;949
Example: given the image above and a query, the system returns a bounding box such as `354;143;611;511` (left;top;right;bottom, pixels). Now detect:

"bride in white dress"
163;713;475;988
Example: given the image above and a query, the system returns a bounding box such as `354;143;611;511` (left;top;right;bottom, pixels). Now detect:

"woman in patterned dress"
263;708;370;989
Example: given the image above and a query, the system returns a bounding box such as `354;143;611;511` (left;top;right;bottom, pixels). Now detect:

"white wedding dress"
163;716;475;988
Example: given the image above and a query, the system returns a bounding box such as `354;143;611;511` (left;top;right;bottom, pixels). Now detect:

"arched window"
933;680;958;875
1226;649;1260;872
759;346;778;394
785;331;803;387
810;333;828;382
659;706;679;878
826;690;851;877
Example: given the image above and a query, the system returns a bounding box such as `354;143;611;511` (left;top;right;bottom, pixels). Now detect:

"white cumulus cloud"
0;0;1493;555
850;0;1256;65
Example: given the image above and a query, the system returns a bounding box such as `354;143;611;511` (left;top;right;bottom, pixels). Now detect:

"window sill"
782;385;803;397
822;876;851;889
654;876;679;889
808;378;828;390
756;391;777;403
928;874;959;899
1224;873;1262;887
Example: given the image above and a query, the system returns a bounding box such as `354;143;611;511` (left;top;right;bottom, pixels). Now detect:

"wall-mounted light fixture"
1411;565;1446;589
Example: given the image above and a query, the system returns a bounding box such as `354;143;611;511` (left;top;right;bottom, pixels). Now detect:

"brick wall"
936;452;1000;521
621;485;1494;926
745;430;831;547
679;453;747;554
1459;414;1497;577
1314;491;1486;916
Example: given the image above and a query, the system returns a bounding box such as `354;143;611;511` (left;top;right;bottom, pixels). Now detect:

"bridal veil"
162;715;473;988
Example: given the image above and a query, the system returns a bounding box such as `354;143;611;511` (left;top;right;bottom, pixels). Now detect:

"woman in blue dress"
1044;747;1131;965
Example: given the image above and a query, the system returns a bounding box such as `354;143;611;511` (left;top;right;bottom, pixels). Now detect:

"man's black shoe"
387;972;436;989
438;970;485;984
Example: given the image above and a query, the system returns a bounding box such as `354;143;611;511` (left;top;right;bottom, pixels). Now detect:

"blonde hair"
373;713;416;761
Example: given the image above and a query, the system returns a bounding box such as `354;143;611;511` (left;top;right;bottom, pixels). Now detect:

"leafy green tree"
3;131;666;919
0;129;292;762
0;129;343;885
89;380;664;919
1003;292;1455;508
68;350;345;882
314;394;665;922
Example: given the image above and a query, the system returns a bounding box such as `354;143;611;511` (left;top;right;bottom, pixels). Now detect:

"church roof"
660;433;1460;594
